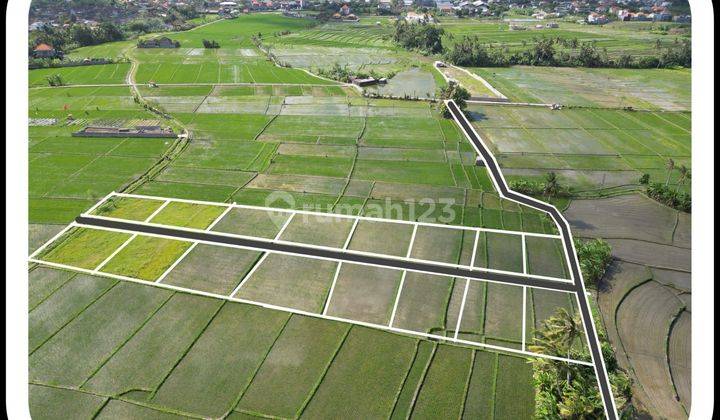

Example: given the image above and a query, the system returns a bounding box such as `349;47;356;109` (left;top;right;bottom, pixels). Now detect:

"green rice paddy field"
27;12;687;418
468;104;691;192
441;19;690;57
29;266;537;419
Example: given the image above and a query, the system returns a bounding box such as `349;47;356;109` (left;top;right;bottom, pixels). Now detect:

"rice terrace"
23;1;698;419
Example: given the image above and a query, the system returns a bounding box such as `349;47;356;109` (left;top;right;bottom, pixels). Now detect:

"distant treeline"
444;36;691;69
29;57;129;70
392;21;691;69
29;5;200;54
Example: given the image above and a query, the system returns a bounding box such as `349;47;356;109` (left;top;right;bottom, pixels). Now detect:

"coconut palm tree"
544;171;559;198
677;165;691;186
665;158;675;186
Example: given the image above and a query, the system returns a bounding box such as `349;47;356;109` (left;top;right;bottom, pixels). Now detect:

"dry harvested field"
596;260;691;418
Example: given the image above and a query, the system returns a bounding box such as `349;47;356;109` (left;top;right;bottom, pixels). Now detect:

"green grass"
236;316;350;418
300;326;417;418
82;293;223;396
40;228;132;269
29;384;107;419
392;273;454;334
462;351;497;418
473;66;690;111
279;214;355;248
483;283;524;346
236;253;339;312
29;64;131;87
92;197;165;221
347;219;414;256
494;355;535;418
325;263;402;325
148;201;227;229
100;236;192;281
150;303;290;418
29;274;117;353
29;281;173;386
411;345;473;418
162;244;261;295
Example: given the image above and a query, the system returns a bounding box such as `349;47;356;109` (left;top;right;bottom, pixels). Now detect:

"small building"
32;43;62;59
137;37;180;48
405;11;434;23
350;76;378;87
587;12;608;24
72;125;177;138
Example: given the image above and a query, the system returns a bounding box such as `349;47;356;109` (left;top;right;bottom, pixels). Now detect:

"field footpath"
445;100;618;420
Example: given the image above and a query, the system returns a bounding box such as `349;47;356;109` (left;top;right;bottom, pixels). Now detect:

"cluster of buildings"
29;0;197;30
203;0;304;14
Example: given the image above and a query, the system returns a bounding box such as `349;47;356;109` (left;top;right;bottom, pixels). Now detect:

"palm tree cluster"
642;159;691;213
528;309;633;418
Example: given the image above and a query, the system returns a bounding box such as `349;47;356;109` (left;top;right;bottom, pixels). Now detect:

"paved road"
445;100;618;419
74;215;575;292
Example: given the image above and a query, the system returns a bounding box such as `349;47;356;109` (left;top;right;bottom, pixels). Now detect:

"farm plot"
28;266;538;418
437;64;502;99
472;66;690;111
235;253;340;312
29;63;131;87
469;104;691;190
616;281;687;419
324;263;403;325
28;88;175;224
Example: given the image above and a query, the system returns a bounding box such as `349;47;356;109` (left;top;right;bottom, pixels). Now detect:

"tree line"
29;5;200;54
392;22;691;69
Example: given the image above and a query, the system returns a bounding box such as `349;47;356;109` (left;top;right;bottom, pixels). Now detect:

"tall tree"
665;158;676;186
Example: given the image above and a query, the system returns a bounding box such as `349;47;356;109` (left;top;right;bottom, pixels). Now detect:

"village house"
137;37;180;48
405;11;434;23
32;43;62;59
587;12;609;24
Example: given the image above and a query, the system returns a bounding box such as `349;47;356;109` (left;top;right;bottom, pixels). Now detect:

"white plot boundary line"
388;224;418;327
106;191;563;240
453;279;471;340
522;286;528;351
322;262;343;316
151;202;237;284
229;252;270;298
28;222;78;260
144;199;171;223
343;218;360;250
446;100;617;419
28;257;593;367
65;222;577;295
93;234;137;272
75;214;573;285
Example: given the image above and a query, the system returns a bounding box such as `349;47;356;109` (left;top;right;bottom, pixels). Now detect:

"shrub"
639;173;650;185
574;238;612;286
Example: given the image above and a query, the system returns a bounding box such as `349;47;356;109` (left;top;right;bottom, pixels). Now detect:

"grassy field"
28;12;681;418
473;66;690;111
28;266;537;418
441;19;689;57
468;104;691;191
29;86;177;224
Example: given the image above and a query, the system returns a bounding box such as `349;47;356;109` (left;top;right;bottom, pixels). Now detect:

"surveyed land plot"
30;192;590;365
79;191;573;283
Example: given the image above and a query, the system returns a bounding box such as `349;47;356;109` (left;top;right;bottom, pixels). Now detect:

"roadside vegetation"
574;238;613;287
640;160;691;212
529;308;634;418
444;36;691;69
